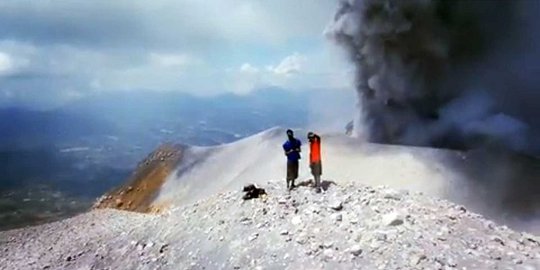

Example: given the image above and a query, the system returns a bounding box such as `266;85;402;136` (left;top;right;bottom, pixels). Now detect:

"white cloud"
0;1;348;108
229;63;261;95
0;50;31;76
239;63;259;74
229;48;354;94
149;53;196;68
0;0;337;50
94;51;206;92
267;53;305;76
230;54;323;94
0;52;13;75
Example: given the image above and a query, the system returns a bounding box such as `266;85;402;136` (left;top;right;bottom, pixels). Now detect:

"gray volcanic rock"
0;181;539;270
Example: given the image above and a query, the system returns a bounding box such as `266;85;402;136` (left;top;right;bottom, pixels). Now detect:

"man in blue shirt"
283;129;301;190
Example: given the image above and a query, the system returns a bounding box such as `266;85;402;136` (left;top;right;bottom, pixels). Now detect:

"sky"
0;0;354;109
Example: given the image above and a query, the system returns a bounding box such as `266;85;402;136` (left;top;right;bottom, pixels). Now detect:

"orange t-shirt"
310;136;321;163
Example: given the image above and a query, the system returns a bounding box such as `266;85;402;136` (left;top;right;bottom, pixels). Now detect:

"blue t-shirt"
283;138;301;162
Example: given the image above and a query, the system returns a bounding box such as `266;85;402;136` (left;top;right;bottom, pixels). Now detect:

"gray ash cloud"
326;0;540;154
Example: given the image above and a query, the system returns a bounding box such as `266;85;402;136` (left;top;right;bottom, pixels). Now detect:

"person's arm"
283;143;292;155
295;139;302;152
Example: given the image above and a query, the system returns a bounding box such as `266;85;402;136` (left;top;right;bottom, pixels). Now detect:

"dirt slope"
93;144;183;213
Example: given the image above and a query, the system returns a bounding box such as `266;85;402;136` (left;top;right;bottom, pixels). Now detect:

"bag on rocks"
242;184;266;200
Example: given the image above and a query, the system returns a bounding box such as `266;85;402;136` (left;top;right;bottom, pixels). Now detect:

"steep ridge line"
93;143;184;213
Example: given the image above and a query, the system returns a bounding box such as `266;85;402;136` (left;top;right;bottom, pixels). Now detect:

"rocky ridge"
1;180;539;269
93;144;183;213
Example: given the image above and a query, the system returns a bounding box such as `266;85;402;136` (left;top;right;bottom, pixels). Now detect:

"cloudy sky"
0;0;353;109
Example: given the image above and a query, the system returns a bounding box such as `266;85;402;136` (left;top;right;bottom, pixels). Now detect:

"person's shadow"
296;179;337;191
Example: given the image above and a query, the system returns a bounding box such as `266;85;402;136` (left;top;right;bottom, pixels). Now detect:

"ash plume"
326;0;540;154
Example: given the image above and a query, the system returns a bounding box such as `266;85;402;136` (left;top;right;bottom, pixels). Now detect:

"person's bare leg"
314;174;321;193
289;161;298;190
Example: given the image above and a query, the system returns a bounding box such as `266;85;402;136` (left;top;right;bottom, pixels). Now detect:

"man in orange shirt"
307;132;322;193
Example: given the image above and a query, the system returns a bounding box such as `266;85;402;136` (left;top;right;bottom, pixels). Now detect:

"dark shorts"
287;161;299;180
310;162;322;176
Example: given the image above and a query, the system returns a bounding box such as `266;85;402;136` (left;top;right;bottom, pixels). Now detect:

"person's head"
307;131;316;142
286;129;294;140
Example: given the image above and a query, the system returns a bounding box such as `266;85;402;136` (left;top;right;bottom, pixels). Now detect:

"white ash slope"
1;181;539;270
153;128;540;234
155;127;459;207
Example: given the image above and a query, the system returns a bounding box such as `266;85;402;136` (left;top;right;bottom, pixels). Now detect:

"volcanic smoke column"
326;0;539;152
